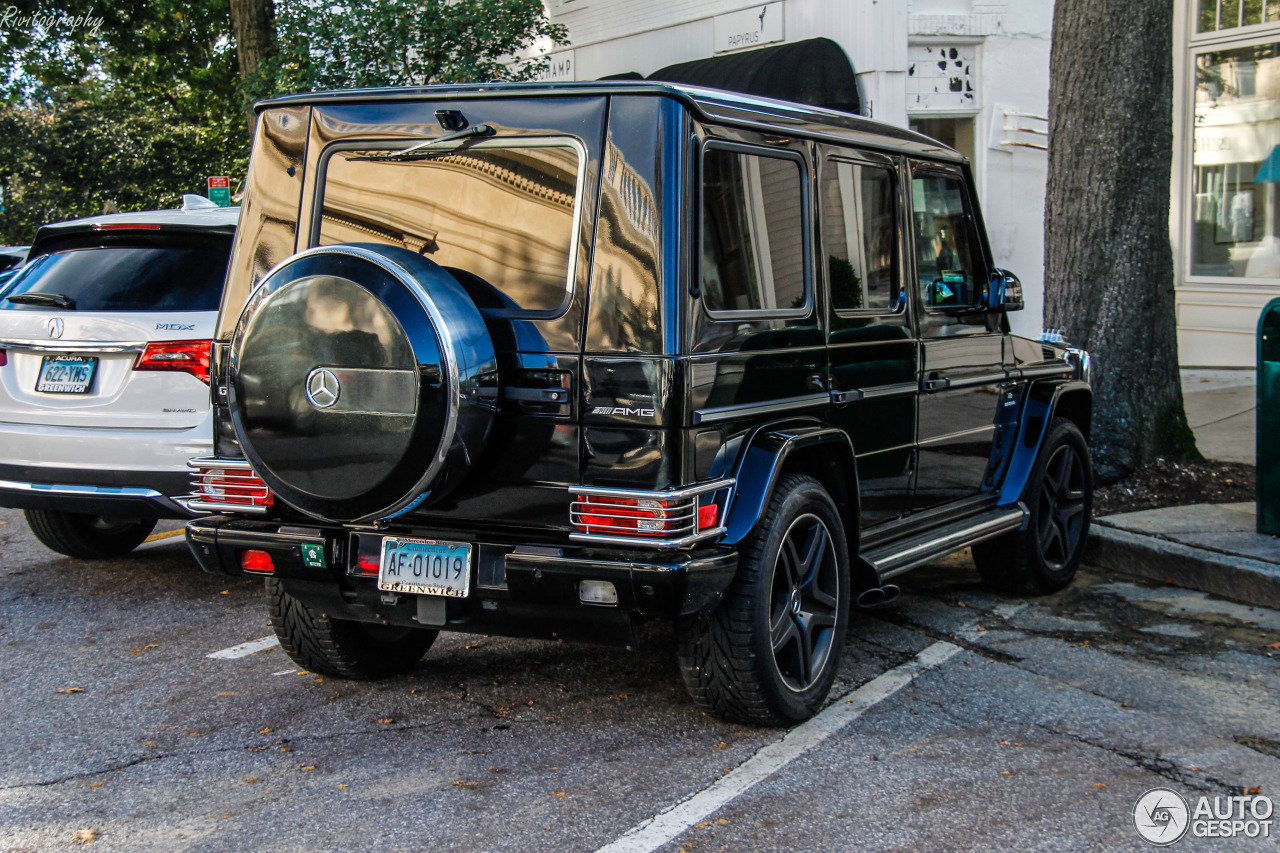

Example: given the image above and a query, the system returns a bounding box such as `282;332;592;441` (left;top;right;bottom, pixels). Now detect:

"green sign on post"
207;176;231;207
1258;298;1280;534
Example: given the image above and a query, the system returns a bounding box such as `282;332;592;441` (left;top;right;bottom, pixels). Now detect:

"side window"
701;147;807;316
911;172;984;309
821;160;901;313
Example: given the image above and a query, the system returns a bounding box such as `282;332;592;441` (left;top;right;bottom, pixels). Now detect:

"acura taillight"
135;340;212;384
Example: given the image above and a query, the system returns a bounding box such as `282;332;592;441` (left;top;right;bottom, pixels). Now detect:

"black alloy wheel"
677;474;851;726
769;513;841;693
972;417;1093;594
1036;443;1088;571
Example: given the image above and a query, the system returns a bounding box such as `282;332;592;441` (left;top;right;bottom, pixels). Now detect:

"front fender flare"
997;380;1092;505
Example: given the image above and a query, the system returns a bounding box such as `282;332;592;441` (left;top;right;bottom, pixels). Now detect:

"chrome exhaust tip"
856;587;886;608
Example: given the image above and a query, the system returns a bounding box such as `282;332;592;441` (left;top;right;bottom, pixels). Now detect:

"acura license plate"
36;355;97;394
377;536;472;598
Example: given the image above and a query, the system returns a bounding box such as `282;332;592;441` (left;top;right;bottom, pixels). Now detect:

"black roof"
255;80;963;163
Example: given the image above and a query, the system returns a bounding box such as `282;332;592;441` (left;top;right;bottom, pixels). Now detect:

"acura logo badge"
305;368;341;408
47;317;64;339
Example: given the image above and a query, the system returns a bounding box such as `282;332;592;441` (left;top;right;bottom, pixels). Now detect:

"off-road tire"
972;417;1092;594
267;578;437;679
23;510;156;559
677;474;850;726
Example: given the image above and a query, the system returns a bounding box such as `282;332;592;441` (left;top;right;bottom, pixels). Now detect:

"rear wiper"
5;292;76;309
349;124;495;162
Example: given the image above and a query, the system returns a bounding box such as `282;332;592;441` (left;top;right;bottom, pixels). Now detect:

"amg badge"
591;406;656;418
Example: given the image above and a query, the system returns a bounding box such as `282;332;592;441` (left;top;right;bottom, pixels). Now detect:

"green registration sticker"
300;543;327;568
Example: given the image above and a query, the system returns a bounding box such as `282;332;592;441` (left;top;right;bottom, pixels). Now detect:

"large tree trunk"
1044;0;1199;481
230;0;276;131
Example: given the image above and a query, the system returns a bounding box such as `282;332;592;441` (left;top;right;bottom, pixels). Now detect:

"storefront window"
1192;42;1280;278
1198;0;1277;32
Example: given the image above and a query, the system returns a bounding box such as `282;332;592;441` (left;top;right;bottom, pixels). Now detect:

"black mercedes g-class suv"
186;82;1093;726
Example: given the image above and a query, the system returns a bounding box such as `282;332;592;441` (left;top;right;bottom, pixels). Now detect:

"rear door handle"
503;387;570;403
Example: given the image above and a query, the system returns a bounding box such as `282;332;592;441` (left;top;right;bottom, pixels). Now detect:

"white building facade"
1174;0;1280;366
541;0;1055;339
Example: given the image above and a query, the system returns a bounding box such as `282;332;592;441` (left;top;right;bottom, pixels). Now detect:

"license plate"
36;355;97;394
377;536;472;597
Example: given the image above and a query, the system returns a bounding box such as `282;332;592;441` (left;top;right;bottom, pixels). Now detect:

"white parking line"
206;636;280;660
594;640;964;853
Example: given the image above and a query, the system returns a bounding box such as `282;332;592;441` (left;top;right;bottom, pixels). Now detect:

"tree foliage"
0;0;565;246
251;0;566;99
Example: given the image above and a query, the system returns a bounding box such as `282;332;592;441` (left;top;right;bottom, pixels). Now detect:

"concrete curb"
1084;523;1280;611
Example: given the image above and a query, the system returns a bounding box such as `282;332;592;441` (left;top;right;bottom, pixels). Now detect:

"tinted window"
912;173;984;308
701;148;807;315
317;143;581;316
0;239;231;312
822;161;900;312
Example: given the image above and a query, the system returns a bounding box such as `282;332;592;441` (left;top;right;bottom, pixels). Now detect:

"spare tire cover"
229;244;497;523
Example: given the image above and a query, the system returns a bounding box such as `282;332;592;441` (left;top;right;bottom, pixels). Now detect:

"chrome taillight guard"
184;457;271;515
567;478;735;550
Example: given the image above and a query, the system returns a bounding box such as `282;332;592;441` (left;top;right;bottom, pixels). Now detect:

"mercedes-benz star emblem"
305;368;341;409
47;317;64;339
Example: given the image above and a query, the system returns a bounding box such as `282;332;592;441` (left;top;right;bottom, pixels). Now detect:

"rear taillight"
134;340;212;384
569;480;733;548
200;467;273;508
186;458;274;514
0;349;6;367
575;495;676;538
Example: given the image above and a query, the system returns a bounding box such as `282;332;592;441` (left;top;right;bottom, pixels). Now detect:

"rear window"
1;237;231;312
315;140;583;317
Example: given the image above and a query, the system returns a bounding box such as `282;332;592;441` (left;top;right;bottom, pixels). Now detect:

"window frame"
697;139;814;322
908;162;990;314
820;151;905;318
309;136;588;321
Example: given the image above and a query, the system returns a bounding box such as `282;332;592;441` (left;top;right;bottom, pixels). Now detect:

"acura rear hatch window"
1;236;231;312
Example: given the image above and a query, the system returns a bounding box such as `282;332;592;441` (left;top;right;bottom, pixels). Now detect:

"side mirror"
986;269;1024;312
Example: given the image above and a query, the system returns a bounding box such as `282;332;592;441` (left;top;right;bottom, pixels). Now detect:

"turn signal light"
240;550;275;573
135;340;212;384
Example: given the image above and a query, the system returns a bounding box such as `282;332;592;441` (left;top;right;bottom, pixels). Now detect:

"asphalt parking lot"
2;505;1279;852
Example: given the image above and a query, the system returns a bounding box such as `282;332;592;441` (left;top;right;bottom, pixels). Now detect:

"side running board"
861;505;1028;580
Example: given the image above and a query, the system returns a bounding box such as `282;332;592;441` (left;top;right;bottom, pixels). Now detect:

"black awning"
645;37;861;116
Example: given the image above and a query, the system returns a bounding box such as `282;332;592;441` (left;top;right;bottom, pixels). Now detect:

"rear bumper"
186;515;739;644
0;463;193;517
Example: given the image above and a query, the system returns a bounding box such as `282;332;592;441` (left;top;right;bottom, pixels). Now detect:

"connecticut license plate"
36;355;97;394
377;536;472;597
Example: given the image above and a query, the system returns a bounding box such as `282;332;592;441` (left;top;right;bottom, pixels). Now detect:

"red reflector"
356;555;380;576
698;503;719;530
135;340;212;384
241;550;274;573
93;223;162;230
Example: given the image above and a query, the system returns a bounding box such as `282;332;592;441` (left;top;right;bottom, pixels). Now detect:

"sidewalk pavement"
1084;368;1280;609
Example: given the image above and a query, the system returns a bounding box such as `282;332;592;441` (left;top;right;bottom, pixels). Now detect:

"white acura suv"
0;197;238;558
